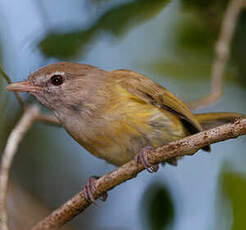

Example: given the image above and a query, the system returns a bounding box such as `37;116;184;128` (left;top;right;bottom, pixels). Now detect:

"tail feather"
195;112;245;130
166;112;244;165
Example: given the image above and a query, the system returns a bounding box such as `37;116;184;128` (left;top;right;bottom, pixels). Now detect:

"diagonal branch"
189;0;245;110
31;118;246;230
0;105;59;230
35;113;60;126
0;105;40;230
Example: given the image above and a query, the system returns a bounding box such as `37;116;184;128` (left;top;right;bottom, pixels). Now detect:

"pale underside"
62;82;190;166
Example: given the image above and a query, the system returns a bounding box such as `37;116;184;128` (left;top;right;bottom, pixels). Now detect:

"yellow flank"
75;83;188;166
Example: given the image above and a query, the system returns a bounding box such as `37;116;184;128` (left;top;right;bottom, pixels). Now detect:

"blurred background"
0;0;246;229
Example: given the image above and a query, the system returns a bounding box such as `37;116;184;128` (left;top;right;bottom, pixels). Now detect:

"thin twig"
0;66;25;108
31;118;246;230
35;114;60;126
0;67;11;85
189;0;245;110
0;105;40;230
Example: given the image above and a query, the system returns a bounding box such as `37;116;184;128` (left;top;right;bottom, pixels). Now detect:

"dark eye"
50;75;63;86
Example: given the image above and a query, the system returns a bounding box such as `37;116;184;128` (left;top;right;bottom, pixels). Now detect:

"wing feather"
112;69;210;151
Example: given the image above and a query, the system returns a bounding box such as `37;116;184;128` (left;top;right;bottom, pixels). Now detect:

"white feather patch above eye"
47;71;66;78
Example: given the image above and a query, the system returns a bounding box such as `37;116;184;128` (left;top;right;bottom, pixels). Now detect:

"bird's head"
5;62;108;116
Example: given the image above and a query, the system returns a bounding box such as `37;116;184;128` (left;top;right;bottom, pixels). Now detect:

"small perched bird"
5;62;244;202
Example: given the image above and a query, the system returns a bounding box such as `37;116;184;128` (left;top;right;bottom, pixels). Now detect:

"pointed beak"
5;81;42;93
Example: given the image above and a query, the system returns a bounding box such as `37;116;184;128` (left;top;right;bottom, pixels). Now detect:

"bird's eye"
50;75;63;86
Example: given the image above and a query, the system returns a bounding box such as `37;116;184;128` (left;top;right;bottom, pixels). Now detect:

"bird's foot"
82;176;108;204
135;146;159;173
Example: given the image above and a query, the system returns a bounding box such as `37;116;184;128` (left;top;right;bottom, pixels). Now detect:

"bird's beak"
5;81;42;93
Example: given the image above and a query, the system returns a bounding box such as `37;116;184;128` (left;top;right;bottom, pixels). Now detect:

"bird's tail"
166;112;245;166
194;112;246;130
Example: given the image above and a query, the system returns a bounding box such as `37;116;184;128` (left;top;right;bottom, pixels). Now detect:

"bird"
5;62;244;202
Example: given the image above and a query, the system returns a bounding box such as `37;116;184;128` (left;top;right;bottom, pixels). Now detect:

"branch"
35;114;60;126
0;105;60;230
0;105;40;230
31;118;246;230
189;0;245;110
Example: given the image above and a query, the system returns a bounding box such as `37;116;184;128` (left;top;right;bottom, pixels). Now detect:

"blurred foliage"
181;0;229;30
231;12;246;86
221;171;246;230
147;0;228;80
148;0;246;86
141;182;174;230
0;35;5;141
39;0;170;59
8;182;75;230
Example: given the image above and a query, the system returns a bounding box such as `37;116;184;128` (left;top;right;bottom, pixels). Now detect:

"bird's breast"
62;96;188;166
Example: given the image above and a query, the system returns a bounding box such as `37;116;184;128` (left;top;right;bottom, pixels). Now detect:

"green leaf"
221;171;246;230
39;0;170;59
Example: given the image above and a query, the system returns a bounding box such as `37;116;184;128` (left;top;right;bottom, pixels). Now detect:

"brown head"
5;62;108;118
